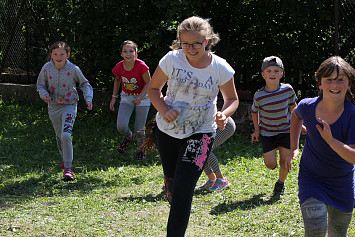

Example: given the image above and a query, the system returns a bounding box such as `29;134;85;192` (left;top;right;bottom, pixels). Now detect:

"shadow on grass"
210;193;280;215
115;190;167;204
0;171;118;205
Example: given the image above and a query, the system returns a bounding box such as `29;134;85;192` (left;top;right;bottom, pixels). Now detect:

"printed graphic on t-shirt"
164;67;216;135
182;134;213;170
63;113;75;133
122;76;139;91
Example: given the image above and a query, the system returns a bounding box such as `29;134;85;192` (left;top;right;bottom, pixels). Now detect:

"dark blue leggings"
154;126;215;237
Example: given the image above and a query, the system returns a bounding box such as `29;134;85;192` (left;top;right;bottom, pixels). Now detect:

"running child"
37;41;93;181
110;40;151;160
288;56;355;236
148;16;239;236
251;56;297;196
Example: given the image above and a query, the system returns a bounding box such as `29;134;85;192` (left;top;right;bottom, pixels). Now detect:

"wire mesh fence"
0;0;46;84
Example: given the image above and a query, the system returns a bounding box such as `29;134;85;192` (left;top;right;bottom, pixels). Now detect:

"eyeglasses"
180;40;205;49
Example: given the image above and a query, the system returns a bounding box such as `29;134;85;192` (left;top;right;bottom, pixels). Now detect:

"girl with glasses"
148;16;239;236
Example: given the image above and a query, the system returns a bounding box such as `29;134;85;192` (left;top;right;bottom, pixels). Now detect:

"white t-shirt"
156;49;235;139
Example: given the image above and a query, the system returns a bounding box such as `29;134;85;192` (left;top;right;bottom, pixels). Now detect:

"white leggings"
48;104;77;169
301;197;353;237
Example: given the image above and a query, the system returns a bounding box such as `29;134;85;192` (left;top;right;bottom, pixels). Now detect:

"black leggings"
154;126;215;237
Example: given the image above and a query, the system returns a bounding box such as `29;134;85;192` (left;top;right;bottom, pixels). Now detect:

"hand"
287;149;299;171
42;94;51;103
301;125;307;135
162;109;179;123
215;111;227;130
86;101;93;110
132;97;142;105
316;117;334;145
251;130;259;143
109;98;116;111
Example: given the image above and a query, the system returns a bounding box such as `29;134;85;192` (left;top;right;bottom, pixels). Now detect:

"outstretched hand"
316;117;333;145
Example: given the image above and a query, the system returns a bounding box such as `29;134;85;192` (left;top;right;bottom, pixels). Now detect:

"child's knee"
263;152;277;169
266;163;277;170
61;132;72;142
117;124;129;134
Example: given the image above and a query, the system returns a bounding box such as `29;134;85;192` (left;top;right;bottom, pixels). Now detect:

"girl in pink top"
110;40;151;160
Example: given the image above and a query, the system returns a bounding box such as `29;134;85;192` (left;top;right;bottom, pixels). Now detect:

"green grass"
0;98;354;236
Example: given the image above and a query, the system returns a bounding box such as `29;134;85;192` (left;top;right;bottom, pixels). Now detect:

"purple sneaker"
63;169;74;181
209;178;230;191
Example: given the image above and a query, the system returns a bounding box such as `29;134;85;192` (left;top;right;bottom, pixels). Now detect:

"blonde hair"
170;16;220;51
316;56;355;101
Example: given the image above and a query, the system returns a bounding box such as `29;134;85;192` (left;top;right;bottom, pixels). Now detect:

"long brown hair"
138;118;157;154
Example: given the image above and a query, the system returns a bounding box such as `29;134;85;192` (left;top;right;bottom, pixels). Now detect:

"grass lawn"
0;98;354;236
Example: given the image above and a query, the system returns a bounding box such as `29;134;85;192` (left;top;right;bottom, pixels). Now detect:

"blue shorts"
260;133;290;153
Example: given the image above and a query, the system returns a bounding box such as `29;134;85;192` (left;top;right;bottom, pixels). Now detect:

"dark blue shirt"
296;97;355;212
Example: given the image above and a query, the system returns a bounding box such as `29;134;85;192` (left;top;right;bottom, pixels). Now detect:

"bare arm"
287;110;303;170
290;102;307;134
148;66;179;122
316;118;355;164
251;112;260;143
110;76;122;111
215;77;239;130
218;77;239;117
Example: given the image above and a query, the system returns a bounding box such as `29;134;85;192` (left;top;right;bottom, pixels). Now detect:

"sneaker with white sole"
209;178;230;191
196;179;215;190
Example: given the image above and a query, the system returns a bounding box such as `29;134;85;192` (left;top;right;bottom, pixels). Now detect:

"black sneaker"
273;181;285;196
117;136;132;153
136;150;146;160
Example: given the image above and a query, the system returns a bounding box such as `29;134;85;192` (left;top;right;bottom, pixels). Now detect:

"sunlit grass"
0;98;354;236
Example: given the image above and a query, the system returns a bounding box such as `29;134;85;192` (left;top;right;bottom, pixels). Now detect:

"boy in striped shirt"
251;56;297;196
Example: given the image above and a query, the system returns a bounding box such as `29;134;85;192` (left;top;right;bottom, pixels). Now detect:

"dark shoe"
136;150;146;160
117;136;133;153
273;181;285;196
